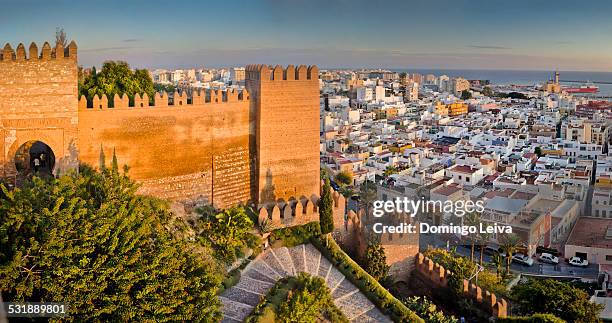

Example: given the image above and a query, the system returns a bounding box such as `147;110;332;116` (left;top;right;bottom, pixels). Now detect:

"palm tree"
359;180;377;219
491;254;504;279
464;212;481;262
339;186;355;222
499;233;521;275
479;231;492;266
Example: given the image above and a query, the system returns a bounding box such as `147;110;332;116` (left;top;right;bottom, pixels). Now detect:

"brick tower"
245;65;320;206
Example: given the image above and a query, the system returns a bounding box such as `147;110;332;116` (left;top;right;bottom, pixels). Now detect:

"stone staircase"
220;243;392;322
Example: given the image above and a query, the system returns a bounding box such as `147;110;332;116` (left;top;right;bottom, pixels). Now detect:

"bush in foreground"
0;167;222;322
246;273;348;323
511;278;603;323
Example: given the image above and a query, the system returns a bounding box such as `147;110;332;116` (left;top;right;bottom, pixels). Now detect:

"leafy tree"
334;170;353;186
0;167;222;322
276;273;344;323
384;165;398;176
482;86;494;97
79;61;155;104
319;178;334;234
534;146;543;157
197;206;258;263
154;83;176;94
511;279;603;323
403;296;458;323
498;91;529;100
498;313;565;322
363;238;389;282
424;248;505;296
461;90;472;100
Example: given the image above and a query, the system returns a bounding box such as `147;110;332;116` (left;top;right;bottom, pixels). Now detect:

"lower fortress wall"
414;253;508;318
77;94;253;208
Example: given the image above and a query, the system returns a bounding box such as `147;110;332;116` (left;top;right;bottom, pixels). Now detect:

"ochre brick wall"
0;41;321;213
77;90;253;208
0;42;78;177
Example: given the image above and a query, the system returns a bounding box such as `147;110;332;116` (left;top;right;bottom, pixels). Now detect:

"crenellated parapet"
258;195;317;227
257;189;344;228
78;88;250;110
414;253;508;318
245;64;318;81
0;41;77;62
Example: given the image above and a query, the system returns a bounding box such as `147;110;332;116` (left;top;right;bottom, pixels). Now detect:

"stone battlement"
1;34;320;213
414;253;508;318
257;187;346;228
245;64;318;81
78;88;250;110
0;41;77;62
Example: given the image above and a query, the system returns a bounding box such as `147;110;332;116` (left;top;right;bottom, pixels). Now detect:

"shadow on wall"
260;168;276;205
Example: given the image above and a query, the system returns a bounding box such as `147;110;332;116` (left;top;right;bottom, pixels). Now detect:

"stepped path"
220;243;392;322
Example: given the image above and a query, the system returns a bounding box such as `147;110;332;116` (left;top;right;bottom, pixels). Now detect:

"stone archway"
13;140;56;178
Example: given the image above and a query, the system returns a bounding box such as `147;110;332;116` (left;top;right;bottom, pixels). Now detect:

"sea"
394;69;612;98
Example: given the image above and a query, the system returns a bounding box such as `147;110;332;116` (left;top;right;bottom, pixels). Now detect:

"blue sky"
2;0;612;71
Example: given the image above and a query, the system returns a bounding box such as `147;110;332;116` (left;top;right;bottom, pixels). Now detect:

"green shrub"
498;313;565;323
244;273;348;323
403;296;458;323
269;221;321;247
311;235;423;323
222;270;241;290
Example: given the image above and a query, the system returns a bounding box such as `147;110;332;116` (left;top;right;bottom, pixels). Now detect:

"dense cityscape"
2;1;612;322
143;64;612;321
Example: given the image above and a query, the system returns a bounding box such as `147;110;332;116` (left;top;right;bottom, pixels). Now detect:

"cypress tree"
364;238;389;282
319;177;334;234
98;144;106;171
111;147;119;174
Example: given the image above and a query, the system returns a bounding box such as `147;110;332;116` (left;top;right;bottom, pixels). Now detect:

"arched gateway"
0;41;79;180
14;140;56;177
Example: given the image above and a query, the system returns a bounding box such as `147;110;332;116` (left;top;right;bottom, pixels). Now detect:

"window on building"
606;255;612;261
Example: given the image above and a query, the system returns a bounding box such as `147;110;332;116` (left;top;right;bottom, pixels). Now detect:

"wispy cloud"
468;45;511;50
122;39;142;43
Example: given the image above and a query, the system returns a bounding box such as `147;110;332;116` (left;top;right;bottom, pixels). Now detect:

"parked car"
539;252;559;264
568;256;589;267
536;246;560;256
512;254;534;266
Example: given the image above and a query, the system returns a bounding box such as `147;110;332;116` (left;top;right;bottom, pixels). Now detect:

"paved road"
420;233;599;279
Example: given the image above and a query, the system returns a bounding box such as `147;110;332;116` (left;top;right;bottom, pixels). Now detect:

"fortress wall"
0;42;79;176
414;253;508;318
77;90;253;208
0;40;321;214
246;65;320;204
